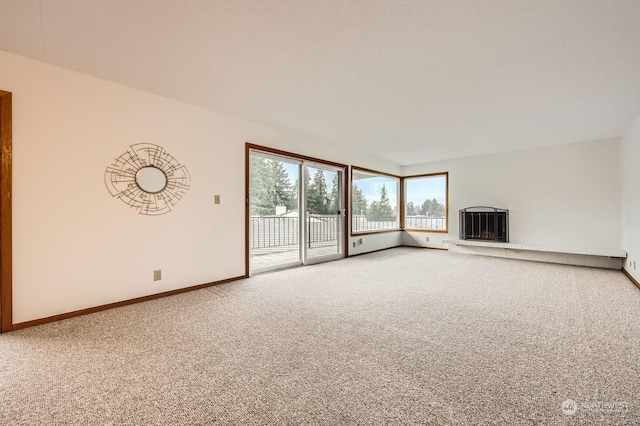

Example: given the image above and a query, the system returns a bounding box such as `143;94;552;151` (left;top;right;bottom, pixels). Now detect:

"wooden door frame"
0;90;12;332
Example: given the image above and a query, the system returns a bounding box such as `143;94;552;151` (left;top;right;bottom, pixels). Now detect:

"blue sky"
283;162;298;181
405;175;446;205
353;175;446;207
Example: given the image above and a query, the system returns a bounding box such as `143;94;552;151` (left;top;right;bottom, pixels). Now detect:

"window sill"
403;228;448;234
351;229;402;236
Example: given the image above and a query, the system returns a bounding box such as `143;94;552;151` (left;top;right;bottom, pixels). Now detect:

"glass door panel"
303;164;344;263
249;152;302;273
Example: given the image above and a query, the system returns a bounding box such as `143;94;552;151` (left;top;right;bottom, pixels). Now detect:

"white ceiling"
1;0;640;166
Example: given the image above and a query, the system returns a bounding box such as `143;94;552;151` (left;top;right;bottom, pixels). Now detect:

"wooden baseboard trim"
622;268;640;291
12;275;247;331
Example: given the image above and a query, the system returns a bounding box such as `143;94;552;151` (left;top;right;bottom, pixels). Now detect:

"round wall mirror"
136;166;168;194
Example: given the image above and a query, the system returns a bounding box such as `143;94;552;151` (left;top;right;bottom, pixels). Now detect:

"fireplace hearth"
460;206;509;242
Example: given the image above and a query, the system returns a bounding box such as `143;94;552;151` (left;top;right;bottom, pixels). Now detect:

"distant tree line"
249;157;339;215
353;183;445;220
352;184;395;219
406;199;446;217
250;158;445;219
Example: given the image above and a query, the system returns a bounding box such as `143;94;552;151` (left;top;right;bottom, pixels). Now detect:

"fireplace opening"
460;206;509;242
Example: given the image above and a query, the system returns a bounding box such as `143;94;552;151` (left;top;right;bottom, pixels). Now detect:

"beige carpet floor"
0;247;638;425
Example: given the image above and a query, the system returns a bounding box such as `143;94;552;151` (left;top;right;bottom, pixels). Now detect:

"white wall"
622;113;640;281
0;52;399;324
402;139;622;265
348;231;403;256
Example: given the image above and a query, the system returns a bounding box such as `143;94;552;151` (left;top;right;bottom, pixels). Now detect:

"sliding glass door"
249;150;345;274
304;163;345;264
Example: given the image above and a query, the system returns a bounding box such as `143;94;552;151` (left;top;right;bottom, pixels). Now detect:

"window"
351;167;400;233
403;173;448;232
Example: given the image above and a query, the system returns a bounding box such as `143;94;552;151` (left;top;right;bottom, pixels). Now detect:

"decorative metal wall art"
105;143;191;215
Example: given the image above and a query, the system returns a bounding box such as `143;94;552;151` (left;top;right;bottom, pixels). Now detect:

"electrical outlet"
425;236;430;242
154;270;162;281
214;195;221;204
353;242;356;248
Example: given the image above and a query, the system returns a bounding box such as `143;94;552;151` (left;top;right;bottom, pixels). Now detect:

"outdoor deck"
250;244;340;271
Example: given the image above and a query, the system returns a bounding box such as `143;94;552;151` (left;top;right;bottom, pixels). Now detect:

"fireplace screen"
460;206;509;242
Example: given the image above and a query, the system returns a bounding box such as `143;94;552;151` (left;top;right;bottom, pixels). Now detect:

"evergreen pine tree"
307;169;330;214
328;174;340;214
406;201;417;216
368;184;393;219
266;160;295;212
249;157;271;215
352;185;368;216
249;157;296;215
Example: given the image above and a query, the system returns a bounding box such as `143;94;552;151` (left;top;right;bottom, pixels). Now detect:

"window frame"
350;166;402;236
401;172;449;233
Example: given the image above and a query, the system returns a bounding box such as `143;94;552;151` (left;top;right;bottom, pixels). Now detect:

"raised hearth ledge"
443;239;627;258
